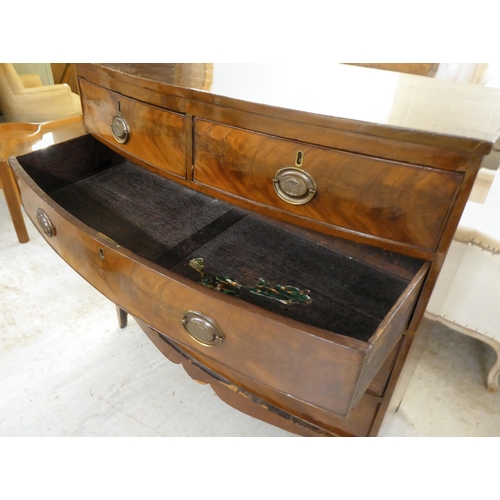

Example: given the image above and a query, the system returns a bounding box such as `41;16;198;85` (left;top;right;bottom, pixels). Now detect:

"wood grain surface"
140;320;386;437
76;63;500;150
194;119;462;251
11;151;427;418
79;79;186;178
10;64;497;435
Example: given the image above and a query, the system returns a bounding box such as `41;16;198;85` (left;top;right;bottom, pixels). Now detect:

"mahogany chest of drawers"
10;63;500;436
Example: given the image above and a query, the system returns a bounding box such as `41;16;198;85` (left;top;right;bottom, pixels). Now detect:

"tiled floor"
1;192;499;437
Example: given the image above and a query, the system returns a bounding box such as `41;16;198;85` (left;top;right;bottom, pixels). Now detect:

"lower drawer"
11;135;428;419
142;321;382;437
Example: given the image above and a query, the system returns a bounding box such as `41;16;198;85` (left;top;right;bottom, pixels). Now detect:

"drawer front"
194;119;462;251
16;172;370;418
79;78;186;178
144;325;381;437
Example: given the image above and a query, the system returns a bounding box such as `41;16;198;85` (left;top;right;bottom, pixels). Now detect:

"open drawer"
10;134;429;418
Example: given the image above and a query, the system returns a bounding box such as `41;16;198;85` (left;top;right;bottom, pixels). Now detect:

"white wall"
12;63;54;86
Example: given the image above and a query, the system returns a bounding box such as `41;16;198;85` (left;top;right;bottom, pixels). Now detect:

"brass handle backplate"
181;311;224;347
111;114;130;144
273;167;317;205
36;208;55;238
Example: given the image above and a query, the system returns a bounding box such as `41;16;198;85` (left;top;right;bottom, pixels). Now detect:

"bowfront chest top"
10;63;500;436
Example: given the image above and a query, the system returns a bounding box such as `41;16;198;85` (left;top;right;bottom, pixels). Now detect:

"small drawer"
11;135;428;419
193;119;462;252
79;78;186;178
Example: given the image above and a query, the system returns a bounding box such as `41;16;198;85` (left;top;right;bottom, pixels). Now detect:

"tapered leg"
0;160;29;243
116;306;128;329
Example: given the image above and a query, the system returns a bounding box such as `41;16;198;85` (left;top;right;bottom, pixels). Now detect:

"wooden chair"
426;167;500;390
0;63;81;122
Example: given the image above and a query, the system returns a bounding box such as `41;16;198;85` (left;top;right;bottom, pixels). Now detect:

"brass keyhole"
295;151;304;167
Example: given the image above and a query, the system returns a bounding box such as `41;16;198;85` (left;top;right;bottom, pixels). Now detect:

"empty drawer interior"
15;135;426;343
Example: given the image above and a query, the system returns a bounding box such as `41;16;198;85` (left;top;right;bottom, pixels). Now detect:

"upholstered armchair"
0;63;81;122
426;166;500;391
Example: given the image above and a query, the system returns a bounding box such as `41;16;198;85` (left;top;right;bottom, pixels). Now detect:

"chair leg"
0;160;29;243
487;348;500;392
116;306;128;329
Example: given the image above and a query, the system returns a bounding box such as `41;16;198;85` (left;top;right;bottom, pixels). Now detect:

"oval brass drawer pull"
181;311;224;347
111;114;130;144
36;208;55;238
273;167;317;205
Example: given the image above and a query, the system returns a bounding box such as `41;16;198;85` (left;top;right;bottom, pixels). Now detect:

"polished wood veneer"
193;119;462;251
12;135;428;417
10;63;500;435
79;79;187;178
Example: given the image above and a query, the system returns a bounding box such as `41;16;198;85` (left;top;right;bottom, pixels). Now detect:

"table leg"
116;306;128;329
0;159;29;243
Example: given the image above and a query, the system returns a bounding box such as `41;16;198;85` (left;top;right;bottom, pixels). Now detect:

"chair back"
0;64;26;116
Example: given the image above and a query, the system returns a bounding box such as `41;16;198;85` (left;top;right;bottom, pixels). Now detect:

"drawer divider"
153;208;247;269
